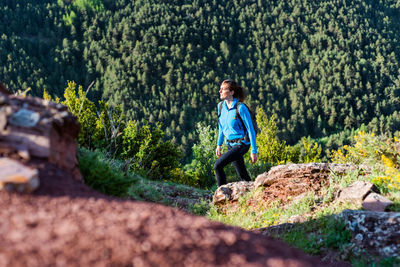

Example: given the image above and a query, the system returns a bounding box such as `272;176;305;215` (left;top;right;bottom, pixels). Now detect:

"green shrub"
255;108;322;166
93;101;126;156
244;159;272;180
62;81;99;148
188;200;211;216
46;82;183;185
121;121;182;182
184;123;218;188
256;109;288;165
298;137;322;163
168;167;200;187
331;131;400;192
78;148;138;197
45;82;125;153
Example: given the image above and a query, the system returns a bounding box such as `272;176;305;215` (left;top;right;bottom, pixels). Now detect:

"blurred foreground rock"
0;88;81;193
0;158;39;193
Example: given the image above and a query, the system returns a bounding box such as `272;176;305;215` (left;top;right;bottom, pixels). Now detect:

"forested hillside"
2;0;400;158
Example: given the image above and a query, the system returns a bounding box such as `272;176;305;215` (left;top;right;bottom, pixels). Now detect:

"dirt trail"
0;161;350;266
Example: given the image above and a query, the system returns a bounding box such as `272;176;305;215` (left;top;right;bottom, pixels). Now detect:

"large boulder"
338;210;400;257
0;90;81;191
253;163;358;205
213;163;361;206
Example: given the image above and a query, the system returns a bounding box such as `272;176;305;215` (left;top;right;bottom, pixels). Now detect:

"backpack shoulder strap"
236;102;246;131
218;101;223;118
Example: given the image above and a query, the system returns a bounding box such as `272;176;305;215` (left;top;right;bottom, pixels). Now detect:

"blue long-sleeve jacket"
217;98;257;154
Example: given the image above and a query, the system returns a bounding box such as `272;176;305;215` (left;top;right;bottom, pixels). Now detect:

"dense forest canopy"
1;0;400;159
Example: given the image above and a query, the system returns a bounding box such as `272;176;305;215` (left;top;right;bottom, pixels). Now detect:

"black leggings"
214;143;251;186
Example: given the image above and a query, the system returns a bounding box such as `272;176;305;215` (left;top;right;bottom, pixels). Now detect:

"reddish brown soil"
259;176;329;205
0;161;349;267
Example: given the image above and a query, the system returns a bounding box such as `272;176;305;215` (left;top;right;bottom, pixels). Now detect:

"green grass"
78;148;138;197
207;188;283;229
78;148;212;211
386;191;400;212
127;177;212;209
280;216;351;255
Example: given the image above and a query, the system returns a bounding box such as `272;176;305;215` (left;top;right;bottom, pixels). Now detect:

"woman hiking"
214;79;258;187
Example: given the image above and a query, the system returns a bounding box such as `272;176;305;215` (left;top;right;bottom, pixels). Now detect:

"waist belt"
227;137;245;143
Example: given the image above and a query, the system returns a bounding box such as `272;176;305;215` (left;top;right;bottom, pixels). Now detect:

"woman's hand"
251;153;258;164
216;145;222;157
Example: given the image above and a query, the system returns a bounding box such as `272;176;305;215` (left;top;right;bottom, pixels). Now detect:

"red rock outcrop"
213;163;355;205
0;91;81;183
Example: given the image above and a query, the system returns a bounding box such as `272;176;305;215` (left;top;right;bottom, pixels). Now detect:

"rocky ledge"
213;163;360;206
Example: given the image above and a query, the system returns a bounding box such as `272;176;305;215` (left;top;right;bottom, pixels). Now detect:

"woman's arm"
216;102;224;156
238;104;257;155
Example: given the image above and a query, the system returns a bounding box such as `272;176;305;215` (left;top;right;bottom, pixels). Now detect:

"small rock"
56;103;65;110
354;233;363;244
213;186;232;204
254;175;277;188
9;108;40;128
0;95;8;105
0;158;39;193
362;192;393;212
288;215;307;223
213;181;254;205
337;181;376;203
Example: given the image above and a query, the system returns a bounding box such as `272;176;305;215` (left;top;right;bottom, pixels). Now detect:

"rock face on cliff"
0;90;81;190
0;89;340;266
